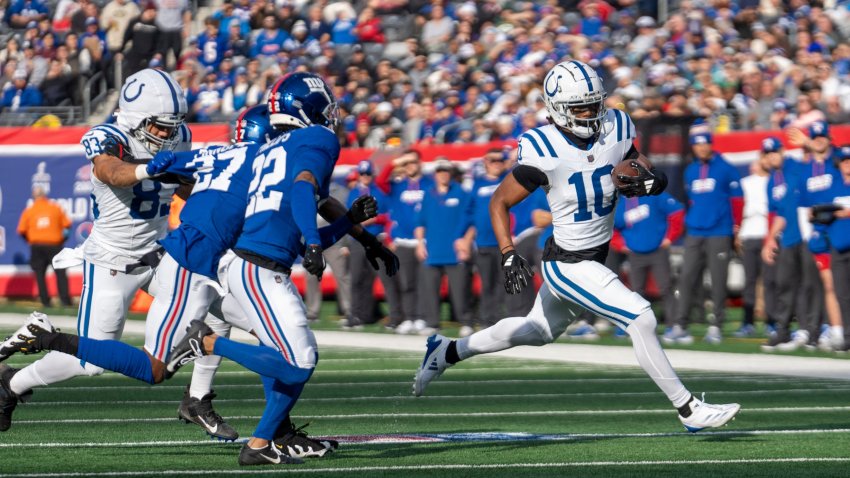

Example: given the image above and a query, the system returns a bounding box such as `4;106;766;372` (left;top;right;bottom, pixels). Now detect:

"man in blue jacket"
414;159;471;335
455;149;510;335
614;192;684;338
674;130;743;345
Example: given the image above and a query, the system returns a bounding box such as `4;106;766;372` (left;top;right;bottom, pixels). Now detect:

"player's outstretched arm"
491;172;536;294
291;171;325;278
318;196;400;275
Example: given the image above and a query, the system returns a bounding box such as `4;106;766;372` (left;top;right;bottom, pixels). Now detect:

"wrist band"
500;245;515;253
135;164;149;181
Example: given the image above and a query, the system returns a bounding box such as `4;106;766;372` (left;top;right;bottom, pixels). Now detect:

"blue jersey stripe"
95;124;129;143
78;262;95;367
153;264;182;358
570;61;593;92
164;269;193;356
241;261;281;353
151;69;180;113
547;261;638;321
624;113;633;140
253;264;297;366
532;128;557;157
542;262;629;329
521;133;544;157
614;110;623;142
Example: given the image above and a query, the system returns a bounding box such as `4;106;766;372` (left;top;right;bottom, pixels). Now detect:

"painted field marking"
12;406;850;424
1;456;850;477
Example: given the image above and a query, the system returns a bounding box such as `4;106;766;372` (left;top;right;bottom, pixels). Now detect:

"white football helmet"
116;68;188;155
542;60;606;138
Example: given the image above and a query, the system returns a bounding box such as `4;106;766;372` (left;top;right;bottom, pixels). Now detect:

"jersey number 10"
568;165;614;222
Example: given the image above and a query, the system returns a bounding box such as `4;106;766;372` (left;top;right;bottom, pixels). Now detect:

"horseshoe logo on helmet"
122;78;145;102
544;72;561;97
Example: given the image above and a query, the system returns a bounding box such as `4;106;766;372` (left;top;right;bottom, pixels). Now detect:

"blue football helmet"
232;105;282;144
267;72;338;130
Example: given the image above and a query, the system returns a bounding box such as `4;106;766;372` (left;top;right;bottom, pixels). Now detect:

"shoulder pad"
81;125;130;161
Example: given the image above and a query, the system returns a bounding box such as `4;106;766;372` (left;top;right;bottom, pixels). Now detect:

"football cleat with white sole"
177;386;238;441
678;396;741;432
0;364;32;431
413;334;452;397
238;441;304;466
275;418;339;458
0;312;55;362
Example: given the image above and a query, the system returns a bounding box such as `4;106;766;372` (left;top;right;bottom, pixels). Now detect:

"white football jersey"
517;109;635;251
80;122;192;268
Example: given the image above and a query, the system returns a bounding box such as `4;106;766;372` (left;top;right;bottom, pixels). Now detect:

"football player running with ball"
414;60;741;432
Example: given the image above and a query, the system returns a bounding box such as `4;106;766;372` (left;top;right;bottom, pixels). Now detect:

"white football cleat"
678;395;741;432
413;334;451;397
0;312;55;362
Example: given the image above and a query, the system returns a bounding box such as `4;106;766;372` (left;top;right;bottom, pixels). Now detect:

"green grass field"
1;326;849;477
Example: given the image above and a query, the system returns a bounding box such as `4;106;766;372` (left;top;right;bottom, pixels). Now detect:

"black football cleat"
238;441;304;466
0;365;32;432
164;320;213;379
177;386;238;441
274;417;339;458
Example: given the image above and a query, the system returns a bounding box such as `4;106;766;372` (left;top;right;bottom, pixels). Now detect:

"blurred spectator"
789;93;826;130
672;129;742;346
17;185;72;307
189;68;225;122
101;0;140;55
70;1;98;34
212;0;248;38
197;17;226;69
345;160;400;329
331;9;357;45
1;70;42;109
154;0;190;68
375;149;433;334
221;66;261;115
0;37;24;65
305;5;330;43
120;2;160;78
414;158;471;335
40;58;76;106
735;141;775;338
615;191;685;331
355;7;384;44
6;0;48;29
250;14;288;67
456;149;510;335
421;5;453;53
51;0;79;33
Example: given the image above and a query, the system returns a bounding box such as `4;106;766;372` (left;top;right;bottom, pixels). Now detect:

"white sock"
830;326;843;337
10;351;88;395
457;316;548;361
626;311;691;408
189;355;222;399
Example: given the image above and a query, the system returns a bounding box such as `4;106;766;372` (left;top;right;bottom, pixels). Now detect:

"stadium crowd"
2;0;850;135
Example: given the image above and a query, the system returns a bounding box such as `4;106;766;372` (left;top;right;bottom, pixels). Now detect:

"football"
612;155;653;188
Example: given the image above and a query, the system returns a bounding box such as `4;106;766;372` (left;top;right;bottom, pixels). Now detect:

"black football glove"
362;234;400;276
501;250;534;295
101;135;135;162
811;203;843;225
302;244;326;279
346;195;379;224
617;161;667;197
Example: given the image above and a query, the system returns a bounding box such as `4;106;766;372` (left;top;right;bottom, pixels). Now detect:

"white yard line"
0;456;849;477
2;313;847;381
10;405;850;425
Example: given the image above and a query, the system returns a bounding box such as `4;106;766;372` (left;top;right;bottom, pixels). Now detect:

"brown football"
612;155;652;188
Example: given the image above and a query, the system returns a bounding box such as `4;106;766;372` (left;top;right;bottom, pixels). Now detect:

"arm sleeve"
318;215;354;248
730;167;744;226
665;210;685;243
374;162;394;195
291;180;321;245
512;165;548;192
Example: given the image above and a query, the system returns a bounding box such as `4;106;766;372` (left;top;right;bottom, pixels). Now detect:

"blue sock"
212;337;312;385
254;375;307;440
77;337;155;384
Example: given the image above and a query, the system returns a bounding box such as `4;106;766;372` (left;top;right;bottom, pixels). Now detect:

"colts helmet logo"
122;78;145;102
544;72;561;97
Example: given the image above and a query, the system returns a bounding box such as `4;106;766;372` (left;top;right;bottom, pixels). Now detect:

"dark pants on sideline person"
30;244;70;307
157;30;183;67
676;235;731;329
629;247;675;326
418;263;470;329
506;232;540;317
305;242;351;321
474;246;507;328
830;248;850;347
741;238;772;327
392;243;420;327
348;242;402;325
774;243;822;341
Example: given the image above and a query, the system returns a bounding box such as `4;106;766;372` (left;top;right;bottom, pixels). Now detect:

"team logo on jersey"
478;185;499;197
624;204;650;225
444;198;460;207
835;196;850;208
122;78;145;102
691;178;716;193
807;174;832;192
772;184;787;201
587;154;595;163
400;189;425;204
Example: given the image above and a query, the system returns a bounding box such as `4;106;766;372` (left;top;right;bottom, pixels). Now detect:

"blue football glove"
145;151;176;178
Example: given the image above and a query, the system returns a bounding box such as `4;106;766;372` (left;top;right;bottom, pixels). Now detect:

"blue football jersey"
158;142;260;278
234;126;340;268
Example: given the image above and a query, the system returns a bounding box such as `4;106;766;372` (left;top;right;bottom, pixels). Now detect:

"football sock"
10;351;87;395
212;337;313;386
254;374;307;440
34;332;78;355
677;396;696;417
626;310;691;408
188;355;221;399
75;337;155;384
456;316;546;360
445;341;460;364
